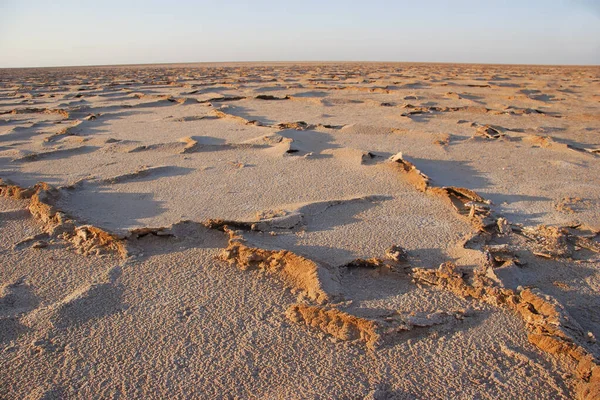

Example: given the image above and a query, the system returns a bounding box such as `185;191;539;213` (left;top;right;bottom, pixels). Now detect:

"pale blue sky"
0;0;599;67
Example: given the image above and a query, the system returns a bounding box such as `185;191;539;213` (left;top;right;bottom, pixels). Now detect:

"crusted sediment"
255;95;290;100
277;121;315;130
286;304;380;348
389;153;493;230
412;262;599;399
199;96;246;103
206;196;383;233
473;124;504;139
211;109;264;126
286;303;464;350
516;225;600;260
204;218;255;232
210;107;327;132
1;179;127;257
389;152;430;192
0;107;70;119
0;179;36;199
340;258;390;269
218;232;337;304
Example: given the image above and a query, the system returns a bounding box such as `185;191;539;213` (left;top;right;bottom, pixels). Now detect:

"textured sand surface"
1;63;599;399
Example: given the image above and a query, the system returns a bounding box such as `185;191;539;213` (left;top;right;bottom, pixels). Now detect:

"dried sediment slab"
389;152;431;192
0;107;70;119
286;303;465;349
473;124;505;139
286;304;380;347
510;224;600;260
412;262;599;400
41;131;470;264
0;185;572;400
388;152;494;230
205;195;387;234
124;136;265;154
219;233;339;304
0;179;126;257
2;62;599;399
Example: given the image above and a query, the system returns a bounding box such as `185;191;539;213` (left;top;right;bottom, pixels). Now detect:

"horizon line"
1;60;599;70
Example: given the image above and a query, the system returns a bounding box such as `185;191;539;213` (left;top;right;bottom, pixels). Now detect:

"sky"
0;0;599;68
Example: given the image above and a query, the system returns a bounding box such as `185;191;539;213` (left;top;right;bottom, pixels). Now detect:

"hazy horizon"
1;0;599;68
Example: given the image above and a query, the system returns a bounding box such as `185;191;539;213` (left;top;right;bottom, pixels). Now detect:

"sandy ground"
0;62;599;399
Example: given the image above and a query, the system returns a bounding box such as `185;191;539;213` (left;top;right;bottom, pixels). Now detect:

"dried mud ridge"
0;107;70;119
205;195;385;233
0;179;126;257
211;107;345;132
3;88;596;166
2;155;599;398
218;229;335;305
214;209;599;398
389;152;495;231
285;303;464;350
185;212;600;396
412;263;599;399
2;65;600;397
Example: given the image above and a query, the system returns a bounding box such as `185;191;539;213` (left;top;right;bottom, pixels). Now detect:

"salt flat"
1;62;599;399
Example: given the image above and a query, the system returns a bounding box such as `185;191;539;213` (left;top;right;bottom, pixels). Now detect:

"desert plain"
0;62;599;399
